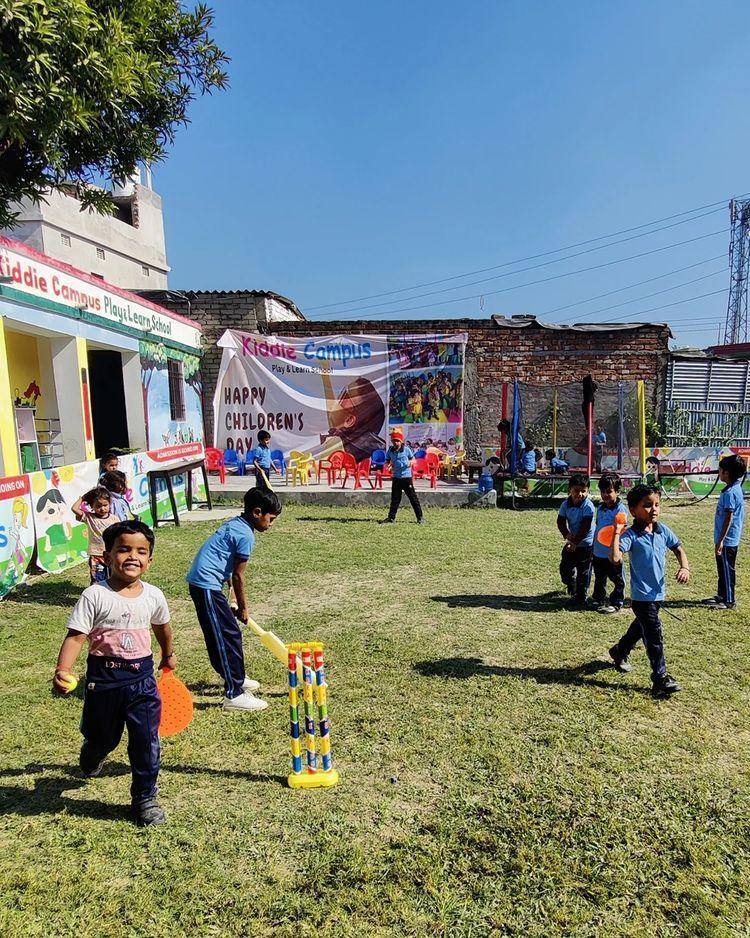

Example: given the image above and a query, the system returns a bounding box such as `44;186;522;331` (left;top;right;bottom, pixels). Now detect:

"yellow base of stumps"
287;768;340;790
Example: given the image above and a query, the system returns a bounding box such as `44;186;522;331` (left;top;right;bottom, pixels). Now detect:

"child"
609;485;689;696
593;425;607;473
591;473;626;613
248;430;275;490
520;440;537;475
379;428;424;524
72;485;119;584
703;453;746;609
557;473;595;608
98;451;119;480
53;520;174;826
546;449;569;473
100;470;134;521
186;487;282;711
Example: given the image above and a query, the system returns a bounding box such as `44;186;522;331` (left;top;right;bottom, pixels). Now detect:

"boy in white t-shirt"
53;521;175;827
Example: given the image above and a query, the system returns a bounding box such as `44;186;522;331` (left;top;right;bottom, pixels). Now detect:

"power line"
586;288;726;324
306;208;728;317
304;196;740;311
315;229;726;321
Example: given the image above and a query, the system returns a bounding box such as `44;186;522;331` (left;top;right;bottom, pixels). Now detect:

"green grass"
1;502;749;937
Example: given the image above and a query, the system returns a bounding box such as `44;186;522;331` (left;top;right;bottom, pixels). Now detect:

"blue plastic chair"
414;448;427;459
371;448;386;470
224;448;240;474
271;449;286;474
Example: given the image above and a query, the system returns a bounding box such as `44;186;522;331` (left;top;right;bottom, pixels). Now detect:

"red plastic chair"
339;452;358;488
354;457;375;490
412;456;437;489
204;447;226;484
320;450;345;485
374;462;392;490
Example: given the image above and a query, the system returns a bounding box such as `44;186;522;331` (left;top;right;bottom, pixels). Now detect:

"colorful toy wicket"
287;641;339;789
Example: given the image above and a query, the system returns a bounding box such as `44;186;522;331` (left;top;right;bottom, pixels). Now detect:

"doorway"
87;349;129;454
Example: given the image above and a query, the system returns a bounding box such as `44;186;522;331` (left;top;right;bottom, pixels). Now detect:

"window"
91;273;104;280
61;233;71;246
141;265;150;277
167;358;186;421
96;247;106;260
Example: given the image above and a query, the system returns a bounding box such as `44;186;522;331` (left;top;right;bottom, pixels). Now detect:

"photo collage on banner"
387;335;466;450
0;476;35;596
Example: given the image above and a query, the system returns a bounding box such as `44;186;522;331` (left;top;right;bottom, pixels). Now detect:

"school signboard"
214;330;468;459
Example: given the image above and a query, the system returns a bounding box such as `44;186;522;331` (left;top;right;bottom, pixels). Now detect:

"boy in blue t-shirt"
703;453;746;609
609;484;690;697
545;449;569;473
248;430;276;490
557;473;595;608
380;428;424;524
186;487;282;711
591;473;626;613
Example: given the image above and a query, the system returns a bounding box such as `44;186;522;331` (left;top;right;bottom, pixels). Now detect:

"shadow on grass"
296;516;373;523
5;578;83;607
414;656;649;694
433;591;564;612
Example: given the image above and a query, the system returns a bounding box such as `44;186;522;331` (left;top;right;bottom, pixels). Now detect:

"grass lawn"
1;501;749;937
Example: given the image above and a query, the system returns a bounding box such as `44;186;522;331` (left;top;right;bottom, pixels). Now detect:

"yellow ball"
58;673;78;694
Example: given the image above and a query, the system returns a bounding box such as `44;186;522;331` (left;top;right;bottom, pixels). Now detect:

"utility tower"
723;198;750;345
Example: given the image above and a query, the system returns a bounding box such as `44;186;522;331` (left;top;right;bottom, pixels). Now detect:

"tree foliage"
0;0;229;227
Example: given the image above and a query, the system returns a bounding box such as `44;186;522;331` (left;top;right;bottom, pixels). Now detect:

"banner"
214;330;467;459
30;461;100;573
0;475;35;596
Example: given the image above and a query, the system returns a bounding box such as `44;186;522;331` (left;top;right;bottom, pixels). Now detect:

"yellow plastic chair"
287;450;313;485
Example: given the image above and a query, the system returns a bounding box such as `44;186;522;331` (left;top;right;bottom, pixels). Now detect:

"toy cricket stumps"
287;642;339;789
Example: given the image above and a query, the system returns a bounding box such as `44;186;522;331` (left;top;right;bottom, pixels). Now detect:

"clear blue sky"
158;0;750;348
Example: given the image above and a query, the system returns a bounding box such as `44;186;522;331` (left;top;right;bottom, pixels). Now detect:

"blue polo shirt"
595;431;607;446
387;445;414;479
186;515;255;591
593;499;626;559
550;457;569;473
558;496;595;546
521;449;536;473
715;481;744;547
619;522;680;602
249;445;272;469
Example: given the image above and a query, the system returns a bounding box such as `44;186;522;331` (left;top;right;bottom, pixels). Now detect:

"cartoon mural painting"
139;340;203;449
35;489;74;570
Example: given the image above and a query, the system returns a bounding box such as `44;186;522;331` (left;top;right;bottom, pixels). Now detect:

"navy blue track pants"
716;545;738;606
189;584;246;699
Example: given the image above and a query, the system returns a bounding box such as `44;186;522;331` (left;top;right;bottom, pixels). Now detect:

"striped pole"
287;648;302;776
301;646;318;773
312;643;332;773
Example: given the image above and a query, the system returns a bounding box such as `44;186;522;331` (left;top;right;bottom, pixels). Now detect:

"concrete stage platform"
208;474;496;509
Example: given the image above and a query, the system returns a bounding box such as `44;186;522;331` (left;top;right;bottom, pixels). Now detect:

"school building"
0;235;204;478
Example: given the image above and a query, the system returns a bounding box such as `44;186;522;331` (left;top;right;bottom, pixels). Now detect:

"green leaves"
0;0;229;228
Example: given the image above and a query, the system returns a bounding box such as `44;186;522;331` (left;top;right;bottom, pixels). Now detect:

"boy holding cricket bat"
186;487;282;711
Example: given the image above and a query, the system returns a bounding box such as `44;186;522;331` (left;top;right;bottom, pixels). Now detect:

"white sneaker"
222;692;268;712
243;676;261;692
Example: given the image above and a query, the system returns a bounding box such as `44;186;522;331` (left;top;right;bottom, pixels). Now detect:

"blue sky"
158;1;750;348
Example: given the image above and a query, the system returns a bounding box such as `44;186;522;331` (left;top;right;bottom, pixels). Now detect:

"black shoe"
565;580;577;597
132;798;166;827
79;741;106;778
652;674;682;697
701;596;722;606
416;517;426;524
711;601;735;609
566;598;585;610
378;518;395;524
608;644;633;672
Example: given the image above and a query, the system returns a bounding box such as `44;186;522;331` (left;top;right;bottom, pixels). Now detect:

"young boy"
609;484;690;697
591;473;626;614
248;431;276;490
557;473;595;608
379;428;424;524
186;486;282;711
546;449;569;473
72;485;119;583
703;453;746;609
53;521;174;826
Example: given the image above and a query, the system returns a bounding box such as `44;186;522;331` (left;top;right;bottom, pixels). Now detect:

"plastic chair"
287;450;313;485
374;461;392;489
354;457;374;490
414;448;427;459
270;449;286;483
223;448;240;474
204;447;226;484
339;452;358;488
412;456;437;489
371;448;387;471
320;450;345;485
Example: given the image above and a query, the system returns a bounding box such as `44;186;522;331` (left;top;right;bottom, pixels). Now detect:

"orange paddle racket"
596;511;628;548
157;667;194;737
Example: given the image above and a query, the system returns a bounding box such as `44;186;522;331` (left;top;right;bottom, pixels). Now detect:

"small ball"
57;673;78;694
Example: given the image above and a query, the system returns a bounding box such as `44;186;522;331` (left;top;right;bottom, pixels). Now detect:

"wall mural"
139;340;204;449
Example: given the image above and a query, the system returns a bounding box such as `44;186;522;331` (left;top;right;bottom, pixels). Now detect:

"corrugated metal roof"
490;314;671;334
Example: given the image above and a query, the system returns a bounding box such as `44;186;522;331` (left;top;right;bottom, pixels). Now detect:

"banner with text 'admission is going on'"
213;330;467;461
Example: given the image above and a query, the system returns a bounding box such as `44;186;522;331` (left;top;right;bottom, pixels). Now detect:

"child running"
557;473;595;608
72;485;119;583
608;484;690;697
186;486;282;711
703;453;746;610
591;473;626;614
379;428;424;524
53;520;174;826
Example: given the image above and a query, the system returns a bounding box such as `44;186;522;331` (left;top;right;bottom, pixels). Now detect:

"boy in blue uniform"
53;520;174;826
380;428;424;524
545;449;569;473
248;430;276;490
187;487;282;711
591;473;626;614
608;484;690;697
703;453;746;609
557;474;595;608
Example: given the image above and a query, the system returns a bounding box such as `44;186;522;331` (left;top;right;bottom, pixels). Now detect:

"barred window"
167;358;186;421
61;233;71;246
96;247;106;260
